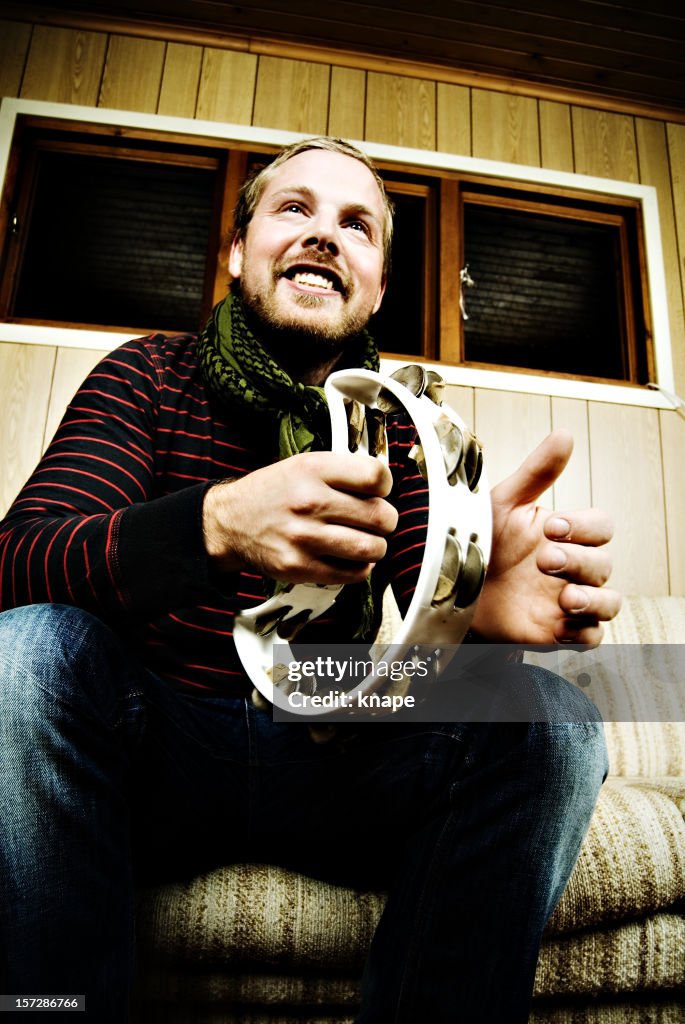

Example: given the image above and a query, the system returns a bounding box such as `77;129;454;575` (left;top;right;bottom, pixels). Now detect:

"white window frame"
0;97;676;410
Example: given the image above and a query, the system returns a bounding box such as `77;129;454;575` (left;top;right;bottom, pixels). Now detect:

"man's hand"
470;429;622;646
202;451;398;584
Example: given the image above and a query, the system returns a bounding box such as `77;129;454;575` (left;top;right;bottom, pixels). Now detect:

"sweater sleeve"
0;337;214;622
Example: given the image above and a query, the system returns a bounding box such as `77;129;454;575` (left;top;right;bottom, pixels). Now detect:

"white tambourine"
233;364;492;716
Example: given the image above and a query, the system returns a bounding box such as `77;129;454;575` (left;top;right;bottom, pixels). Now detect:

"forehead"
258;149;385;215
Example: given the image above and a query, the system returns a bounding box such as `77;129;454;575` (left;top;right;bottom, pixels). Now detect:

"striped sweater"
0;333;427;695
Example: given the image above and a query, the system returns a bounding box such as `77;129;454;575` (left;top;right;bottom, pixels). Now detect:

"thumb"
493;429;574;510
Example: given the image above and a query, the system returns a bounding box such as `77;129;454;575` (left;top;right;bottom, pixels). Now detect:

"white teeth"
292;271;334;291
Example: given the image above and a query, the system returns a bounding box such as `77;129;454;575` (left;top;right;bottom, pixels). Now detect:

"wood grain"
365;72;436;149
666;123;685;397
443;383;474;427
539;100;574;172
196;47;257;124
636;118;685;397
21;25;107;105
328;65;366;140
473;388;551;493
158;41;202;117
571;107;639;181
0;342;55;518
660;408;685;596
436;82;471;155
253;56;330;134
42;347;105;451
471;89;540;165
99;34;165;113
588;402;668;595
0;20;32;98
551;396;591;510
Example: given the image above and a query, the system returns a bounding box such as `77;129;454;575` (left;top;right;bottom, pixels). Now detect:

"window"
0;120;242;333
456;183;650;383
0;108;658;388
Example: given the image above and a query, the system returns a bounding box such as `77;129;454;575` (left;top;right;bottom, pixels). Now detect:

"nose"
301;208;339;256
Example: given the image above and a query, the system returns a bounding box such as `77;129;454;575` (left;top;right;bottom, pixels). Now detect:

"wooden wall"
1;18;684;597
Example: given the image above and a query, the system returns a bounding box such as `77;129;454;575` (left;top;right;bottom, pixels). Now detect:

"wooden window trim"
381;178;437;361
0;108;660;388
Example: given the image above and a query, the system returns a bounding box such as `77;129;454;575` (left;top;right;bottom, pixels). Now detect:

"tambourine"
233;364;492;717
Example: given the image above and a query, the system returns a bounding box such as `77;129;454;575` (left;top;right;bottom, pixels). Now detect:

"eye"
283;202;305;215
347;219;370;236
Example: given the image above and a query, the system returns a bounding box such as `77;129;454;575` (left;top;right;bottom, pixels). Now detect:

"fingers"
538;540;613;588
289;453;398;537
492;429;574;509
315;451;394;498
202;451;399;585
544;508;614;547
539;508;615;587
553;585;623;646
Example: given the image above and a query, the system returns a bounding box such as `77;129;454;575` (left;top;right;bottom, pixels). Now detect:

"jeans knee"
0;604;130;724
499;664;608;793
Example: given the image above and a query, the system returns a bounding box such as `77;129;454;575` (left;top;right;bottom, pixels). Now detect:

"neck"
289;351;346;386
242;303;351;385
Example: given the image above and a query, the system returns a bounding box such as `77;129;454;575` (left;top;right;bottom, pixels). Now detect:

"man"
0;137;620;1022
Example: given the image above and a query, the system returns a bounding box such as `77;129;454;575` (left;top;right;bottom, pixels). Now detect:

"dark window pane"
369;190;425;356
462;205;627;380
14;152;216;332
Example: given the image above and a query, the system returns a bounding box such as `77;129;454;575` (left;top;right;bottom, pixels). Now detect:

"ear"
228;234;244;279
372;277;387;315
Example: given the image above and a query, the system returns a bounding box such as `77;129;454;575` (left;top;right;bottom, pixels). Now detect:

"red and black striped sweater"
0;333;428;695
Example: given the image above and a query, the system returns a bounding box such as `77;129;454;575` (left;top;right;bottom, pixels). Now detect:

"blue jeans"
0;604;608;1023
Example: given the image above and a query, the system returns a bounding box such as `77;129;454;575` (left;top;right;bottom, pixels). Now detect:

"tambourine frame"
233;366;492;717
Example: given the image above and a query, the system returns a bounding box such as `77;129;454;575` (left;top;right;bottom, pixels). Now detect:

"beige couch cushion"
546;777;685;934
136;776;685;970
536;913;685;996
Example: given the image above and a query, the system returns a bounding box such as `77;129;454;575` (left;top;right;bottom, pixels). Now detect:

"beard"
235;278;372;374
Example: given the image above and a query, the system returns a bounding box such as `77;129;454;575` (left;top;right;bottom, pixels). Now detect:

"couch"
131;596;685;1023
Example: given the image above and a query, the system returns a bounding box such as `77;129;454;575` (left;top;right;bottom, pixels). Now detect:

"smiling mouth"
283;265;345;295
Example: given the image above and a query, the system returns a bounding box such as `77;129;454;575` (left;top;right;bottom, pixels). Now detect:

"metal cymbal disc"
346;399;365;453
432;531;463;606
454;540;486;609
424;370;446;405
377;364;427;412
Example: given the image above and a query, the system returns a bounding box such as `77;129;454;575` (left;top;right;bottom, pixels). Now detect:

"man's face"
229;149;387;344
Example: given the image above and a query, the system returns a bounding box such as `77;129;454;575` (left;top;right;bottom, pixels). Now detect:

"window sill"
380;354;677;410
0;320;677;412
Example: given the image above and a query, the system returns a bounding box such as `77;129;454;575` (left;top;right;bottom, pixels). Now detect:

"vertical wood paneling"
571;107;639;181
0;343;55;518
20;25;107;105
636;118;685;397
660;408;685;595
436;83;471;155
443;383;474;428
43;348;105;450
551;396;591;510
473;389;551;492
253;56;330;135
196;47;257;124
539;100;574;172
158;42;202;118
471;90;540;165
328;66;366;139
666;123;685;394
588;402;668;595
365;73;436;150
98;35;165;113
0;20;32;98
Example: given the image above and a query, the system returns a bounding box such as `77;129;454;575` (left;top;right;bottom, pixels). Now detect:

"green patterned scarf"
197;292;380;640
